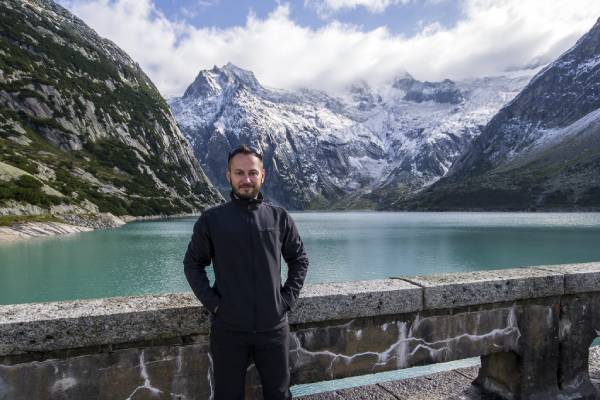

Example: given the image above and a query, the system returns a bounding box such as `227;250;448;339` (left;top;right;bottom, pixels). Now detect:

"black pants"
210;323;292;400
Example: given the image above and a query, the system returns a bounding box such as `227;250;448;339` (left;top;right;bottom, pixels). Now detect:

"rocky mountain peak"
348;81;382;111
390;71;415;88
391;77;415;91
183;63;262;99
171;61;531;209
220;62;261;89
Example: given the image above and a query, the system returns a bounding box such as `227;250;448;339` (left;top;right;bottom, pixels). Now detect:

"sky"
57;0;600;98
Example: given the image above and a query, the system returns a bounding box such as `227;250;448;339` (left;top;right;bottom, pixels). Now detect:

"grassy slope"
0;1;218;217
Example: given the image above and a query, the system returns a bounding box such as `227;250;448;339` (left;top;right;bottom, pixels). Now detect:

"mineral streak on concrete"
289;306;520;383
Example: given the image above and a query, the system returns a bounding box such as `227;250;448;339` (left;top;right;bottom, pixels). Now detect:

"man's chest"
210;208;281;243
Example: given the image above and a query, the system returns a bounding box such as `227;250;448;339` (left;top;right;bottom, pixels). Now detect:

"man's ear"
261;168;266;183
225;169;231;183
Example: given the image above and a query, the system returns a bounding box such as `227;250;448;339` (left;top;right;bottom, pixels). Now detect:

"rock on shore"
0;213;126;242
0;222;93;241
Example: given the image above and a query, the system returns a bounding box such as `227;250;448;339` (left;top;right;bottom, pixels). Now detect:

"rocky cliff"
0;0;223;218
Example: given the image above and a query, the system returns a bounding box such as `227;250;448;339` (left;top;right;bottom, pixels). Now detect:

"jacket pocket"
278;288;290;315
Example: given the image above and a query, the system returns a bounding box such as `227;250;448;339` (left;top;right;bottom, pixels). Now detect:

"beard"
231;182;261;199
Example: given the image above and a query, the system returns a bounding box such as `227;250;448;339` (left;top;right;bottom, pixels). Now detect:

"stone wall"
1;262;600;399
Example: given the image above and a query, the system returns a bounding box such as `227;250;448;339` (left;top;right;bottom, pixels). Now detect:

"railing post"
476;299;562;399
557;293;599;399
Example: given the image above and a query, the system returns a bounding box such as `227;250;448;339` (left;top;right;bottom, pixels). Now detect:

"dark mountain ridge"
401;17;600;211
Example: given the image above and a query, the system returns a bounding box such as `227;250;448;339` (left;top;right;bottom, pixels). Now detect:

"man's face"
226;153;266;199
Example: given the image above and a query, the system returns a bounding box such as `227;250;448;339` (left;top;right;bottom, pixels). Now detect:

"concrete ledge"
535;262;600;294
0;280;422;356
403;267;564;310
0;293;210;356
290;279;422;324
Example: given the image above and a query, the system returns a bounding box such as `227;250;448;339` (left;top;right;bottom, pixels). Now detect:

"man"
183;144;309;400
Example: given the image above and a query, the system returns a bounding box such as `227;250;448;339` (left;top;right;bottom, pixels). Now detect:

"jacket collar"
230;191;264;209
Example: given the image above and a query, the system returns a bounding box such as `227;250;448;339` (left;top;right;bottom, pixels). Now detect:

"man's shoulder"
261;201;290;216
199;201;232;218
261;202;299;226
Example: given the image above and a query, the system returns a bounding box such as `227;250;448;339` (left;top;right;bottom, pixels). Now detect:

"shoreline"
3;209;600;242
0;212;201;242
0;221;94;242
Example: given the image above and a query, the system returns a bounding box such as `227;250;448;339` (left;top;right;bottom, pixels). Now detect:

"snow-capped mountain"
409;17;600;210
170;63;532;209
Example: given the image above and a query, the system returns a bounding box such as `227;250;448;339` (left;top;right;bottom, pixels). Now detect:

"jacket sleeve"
280;211;309;311
183;213;220;313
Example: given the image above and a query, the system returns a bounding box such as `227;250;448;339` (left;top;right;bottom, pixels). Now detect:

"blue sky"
60;0;600;97
151;0;463;36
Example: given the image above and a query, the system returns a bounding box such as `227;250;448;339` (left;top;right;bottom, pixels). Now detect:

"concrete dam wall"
1;262;600;399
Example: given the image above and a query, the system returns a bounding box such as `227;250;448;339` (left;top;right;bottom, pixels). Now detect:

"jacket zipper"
249;207;257;333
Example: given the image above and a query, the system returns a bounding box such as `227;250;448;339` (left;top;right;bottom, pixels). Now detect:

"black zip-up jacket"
183;192;309;332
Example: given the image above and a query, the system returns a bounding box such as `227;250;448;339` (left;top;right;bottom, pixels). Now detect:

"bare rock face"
0;0;223;218
0;222;93;241
170;64;530;210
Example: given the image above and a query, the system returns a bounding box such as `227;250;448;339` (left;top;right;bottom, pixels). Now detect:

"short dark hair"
227;144;263;167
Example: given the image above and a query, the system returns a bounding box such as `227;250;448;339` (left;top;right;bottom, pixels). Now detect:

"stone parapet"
0;293;209;357
1;261;600;399
289;279;422;324
535;262;600;294
401;267;565;309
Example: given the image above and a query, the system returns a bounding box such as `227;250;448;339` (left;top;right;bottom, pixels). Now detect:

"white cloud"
305;0;408;14
59;0;600;97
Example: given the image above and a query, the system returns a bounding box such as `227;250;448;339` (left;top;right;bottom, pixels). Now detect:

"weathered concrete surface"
591;347;600;377
290;306;520;383
0;340;213;400
536;262;600;294
290;280;422;324
556;293;600;399
379;369;483;400
476;297;561;400
590;346;600;392
403;267;564;310
336;384;397;400
0;293;210;357
0;280;421;357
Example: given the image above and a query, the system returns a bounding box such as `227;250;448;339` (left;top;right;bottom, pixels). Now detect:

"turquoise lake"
2;212;600;305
